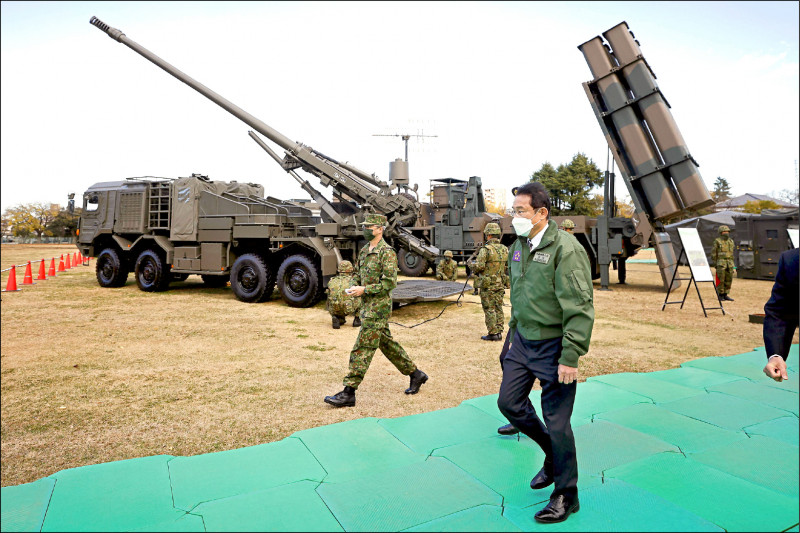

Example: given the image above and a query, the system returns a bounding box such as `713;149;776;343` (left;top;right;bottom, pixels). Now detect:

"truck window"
84;194;99;212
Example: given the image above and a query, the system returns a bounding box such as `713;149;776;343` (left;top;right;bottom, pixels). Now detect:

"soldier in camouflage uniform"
470;222;509;341
324;213;429;407
435;250;458;281
326;260;362;329
561;219;575;233
712;225;735;301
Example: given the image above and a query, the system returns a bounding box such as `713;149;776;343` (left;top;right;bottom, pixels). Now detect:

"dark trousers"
497;332;578;496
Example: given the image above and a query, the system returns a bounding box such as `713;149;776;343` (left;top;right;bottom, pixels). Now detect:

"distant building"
714;193;797;212
484;187;506;213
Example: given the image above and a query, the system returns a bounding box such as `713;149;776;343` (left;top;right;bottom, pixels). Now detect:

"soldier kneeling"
435;250;458;281
326;260;362;329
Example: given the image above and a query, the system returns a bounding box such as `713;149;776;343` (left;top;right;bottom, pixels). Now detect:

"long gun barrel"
89;16;439;260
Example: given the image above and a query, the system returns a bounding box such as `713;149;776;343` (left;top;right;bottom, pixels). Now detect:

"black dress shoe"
534;493;580;523
405;369;428;394
530;464;554;490
481;333;502;341
324;386;356;407
497;424;520;435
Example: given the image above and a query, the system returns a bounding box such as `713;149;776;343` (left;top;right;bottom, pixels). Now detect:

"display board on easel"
662;228;724;316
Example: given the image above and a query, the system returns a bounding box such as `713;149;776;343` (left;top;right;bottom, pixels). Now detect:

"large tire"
276;254;321;308
134;249;171;292
230;253;275;303
96;247;129;287
201;275;228;288
398;248;429;277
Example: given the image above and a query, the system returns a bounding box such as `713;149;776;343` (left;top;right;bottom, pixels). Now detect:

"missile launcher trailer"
77;174;353;307
579;22;715;289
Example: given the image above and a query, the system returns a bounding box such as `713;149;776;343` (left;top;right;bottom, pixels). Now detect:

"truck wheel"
201;275;228;288
230;254;274;303
276;254;321;308
398;248;429;277
134;249;171;292
96;247;129;287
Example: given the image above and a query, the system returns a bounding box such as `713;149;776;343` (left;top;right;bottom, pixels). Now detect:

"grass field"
1;243;792;487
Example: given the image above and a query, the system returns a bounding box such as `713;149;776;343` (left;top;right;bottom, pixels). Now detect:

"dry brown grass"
2;244;793;487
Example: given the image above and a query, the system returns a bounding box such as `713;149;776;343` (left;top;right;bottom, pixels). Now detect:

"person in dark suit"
762;248;799;382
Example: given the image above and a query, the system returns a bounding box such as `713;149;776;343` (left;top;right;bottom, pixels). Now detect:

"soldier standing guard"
711;225;735;301
470;222;509;341
326;260;362;329
436;250;458;281
561;219;575;233
324;213;429;407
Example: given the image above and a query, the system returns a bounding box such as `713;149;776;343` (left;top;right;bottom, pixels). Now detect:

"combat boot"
405;369;428;394
332;316;340;329
481;333;502;341
724;294;734;301
353;316;362;327
324;386;356;407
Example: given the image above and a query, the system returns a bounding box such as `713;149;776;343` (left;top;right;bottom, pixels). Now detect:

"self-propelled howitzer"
88;16;438;262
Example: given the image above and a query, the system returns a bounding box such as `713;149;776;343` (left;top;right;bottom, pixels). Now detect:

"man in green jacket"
497;182;594;524
324;213;428;407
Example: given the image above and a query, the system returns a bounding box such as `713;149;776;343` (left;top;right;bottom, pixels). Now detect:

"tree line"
2;203;81;241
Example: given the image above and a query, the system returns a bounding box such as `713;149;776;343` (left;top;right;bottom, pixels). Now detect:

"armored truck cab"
78;174;357;307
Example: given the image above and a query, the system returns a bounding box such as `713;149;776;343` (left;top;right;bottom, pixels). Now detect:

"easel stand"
661;248;725;317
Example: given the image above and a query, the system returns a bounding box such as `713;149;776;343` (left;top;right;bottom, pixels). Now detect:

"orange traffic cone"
37;259;47;280
77;252;83;264
72;253;77;266
58;255;66;272
2;265;20;292
66;254;72;269
49;258;56;276
22;261;34;285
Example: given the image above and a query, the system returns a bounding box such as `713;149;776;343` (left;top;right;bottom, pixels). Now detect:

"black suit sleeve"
763;249;800;360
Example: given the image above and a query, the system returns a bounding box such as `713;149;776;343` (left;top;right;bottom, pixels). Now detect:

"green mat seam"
400;503;508;532
38;477;57;533
583;379;660;404
425;455;509;516
290;435;333;483
375;417;439;458
704;384;800;417
312;479;348;533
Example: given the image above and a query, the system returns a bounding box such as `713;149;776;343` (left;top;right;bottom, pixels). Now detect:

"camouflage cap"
443;250;453;258
362;213;387;226
561;219;575;229
337;260;354;273
484;222;501;235
718;225;730;234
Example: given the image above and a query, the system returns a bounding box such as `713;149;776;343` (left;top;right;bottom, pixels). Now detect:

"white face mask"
512;216;534;237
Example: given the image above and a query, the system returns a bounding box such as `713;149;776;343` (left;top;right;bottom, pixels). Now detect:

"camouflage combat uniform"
435;257;458;281
326;267;361;325
473;235;509;335
343;238;417;389
712;225;735;297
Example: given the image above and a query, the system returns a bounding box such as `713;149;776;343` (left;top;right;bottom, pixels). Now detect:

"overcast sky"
2;1;798;214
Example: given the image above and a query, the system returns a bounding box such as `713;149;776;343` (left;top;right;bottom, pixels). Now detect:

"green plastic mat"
432;434;601;509
169;438;327;511
316;457;502;532
403;504;521;532
707;379;799;415
606;452;799;532
193;480;343;532
379;404;510;455
595;403;747;453
572;420;679;475
42;455;184;532
503;478;723;532
569;381;652;420
129;514;206;532
646;366;746;390
292;417;425;483
660;391;789;432
0;478;54;533
744;416;799;446
588;373;704;403
461;393;508;423
688;435;800;498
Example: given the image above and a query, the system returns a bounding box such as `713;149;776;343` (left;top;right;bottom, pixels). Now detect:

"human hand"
763;356;789;382
558;364;578;385
345;286;365;297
